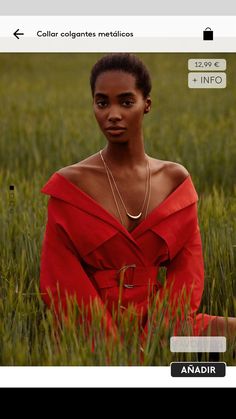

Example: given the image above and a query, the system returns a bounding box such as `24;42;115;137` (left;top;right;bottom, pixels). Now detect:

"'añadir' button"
171;362;226;377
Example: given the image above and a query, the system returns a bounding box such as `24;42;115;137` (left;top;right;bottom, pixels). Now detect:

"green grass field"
0;53;236;365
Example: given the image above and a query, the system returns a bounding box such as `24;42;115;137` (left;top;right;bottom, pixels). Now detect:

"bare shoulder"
56;153;102;187
57;165;79;181
164;160;190;183
150;157;189;189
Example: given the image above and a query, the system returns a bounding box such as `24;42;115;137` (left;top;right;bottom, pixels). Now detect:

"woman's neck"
102;142;147;170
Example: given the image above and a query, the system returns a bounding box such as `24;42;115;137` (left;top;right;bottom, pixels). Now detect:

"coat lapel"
41;172;127;231
41;172;198;250
131;175;198;240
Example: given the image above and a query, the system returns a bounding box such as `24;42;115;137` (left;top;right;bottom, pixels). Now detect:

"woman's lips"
106;128;126;135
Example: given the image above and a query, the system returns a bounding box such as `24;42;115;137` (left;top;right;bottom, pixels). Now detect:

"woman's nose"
107;107;122;121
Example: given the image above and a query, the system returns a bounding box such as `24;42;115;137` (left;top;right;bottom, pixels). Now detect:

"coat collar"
41;172;198;239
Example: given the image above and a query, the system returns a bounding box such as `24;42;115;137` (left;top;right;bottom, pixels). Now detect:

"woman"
40;53;236;346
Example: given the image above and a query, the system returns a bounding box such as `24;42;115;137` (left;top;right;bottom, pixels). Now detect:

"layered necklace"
99;149;151;226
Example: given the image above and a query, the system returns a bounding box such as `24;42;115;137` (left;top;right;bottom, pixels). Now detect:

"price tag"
188;59;226;71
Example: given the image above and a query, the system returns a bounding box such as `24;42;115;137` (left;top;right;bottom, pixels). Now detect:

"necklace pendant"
127;212;142;220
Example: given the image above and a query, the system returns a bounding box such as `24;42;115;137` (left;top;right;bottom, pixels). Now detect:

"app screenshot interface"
0;7;236;388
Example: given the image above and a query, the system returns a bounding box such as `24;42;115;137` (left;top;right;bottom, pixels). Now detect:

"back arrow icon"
14;29;24;39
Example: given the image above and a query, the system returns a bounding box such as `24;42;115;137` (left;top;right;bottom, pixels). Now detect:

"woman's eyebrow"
94;92;136;98
117;92;135;98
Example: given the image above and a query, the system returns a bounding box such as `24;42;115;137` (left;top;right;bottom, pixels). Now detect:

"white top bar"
1;16;236;52
1;16;236;37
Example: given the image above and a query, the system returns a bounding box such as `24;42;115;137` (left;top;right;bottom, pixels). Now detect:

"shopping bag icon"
203;27;213;40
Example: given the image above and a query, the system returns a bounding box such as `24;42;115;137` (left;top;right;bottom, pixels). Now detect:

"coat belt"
93;265;160;289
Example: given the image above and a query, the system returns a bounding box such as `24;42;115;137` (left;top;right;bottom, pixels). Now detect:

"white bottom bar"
0;366;235;388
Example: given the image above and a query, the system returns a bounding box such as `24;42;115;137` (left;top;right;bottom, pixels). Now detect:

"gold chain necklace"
99;150;151;225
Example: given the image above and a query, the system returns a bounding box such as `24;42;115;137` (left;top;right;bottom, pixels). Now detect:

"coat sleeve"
142;205;206;341
39;197;117;338
160;222;204;328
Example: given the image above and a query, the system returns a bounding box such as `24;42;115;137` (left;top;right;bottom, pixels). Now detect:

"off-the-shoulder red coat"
39;172;217;338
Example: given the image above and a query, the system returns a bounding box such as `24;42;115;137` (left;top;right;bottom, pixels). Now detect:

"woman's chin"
108;138;129;144
103;129;128;141
105;135;129;144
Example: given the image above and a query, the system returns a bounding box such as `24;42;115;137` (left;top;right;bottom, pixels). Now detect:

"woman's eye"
122;100;134;107
96;101;107;108
95;99;134;108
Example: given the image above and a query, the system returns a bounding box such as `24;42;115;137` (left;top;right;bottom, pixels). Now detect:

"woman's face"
93;70;151;143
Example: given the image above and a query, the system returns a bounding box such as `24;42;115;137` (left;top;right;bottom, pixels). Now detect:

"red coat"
40;172;216;338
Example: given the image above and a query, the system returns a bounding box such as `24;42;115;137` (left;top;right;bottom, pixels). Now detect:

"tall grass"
0;54;235;365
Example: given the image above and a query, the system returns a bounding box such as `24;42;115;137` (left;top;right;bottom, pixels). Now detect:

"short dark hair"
90;53;152;98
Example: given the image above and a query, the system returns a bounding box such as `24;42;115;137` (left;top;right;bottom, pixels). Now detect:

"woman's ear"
144;97;152;114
